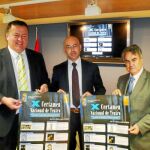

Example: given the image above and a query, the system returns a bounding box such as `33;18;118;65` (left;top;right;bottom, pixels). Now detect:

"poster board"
81;95;130;150
19;92;70;150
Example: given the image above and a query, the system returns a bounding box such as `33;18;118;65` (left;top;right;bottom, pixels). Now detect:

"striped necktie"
17;54;29;91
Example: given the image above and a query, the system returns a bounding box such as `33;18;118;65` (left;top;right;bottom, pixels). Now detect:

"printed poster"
81;95;130;150
19;92;70;150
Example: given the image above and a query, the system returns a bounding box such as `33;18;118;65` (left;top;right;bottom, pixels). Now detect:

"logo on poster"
32;100;40;108
91;103;100;110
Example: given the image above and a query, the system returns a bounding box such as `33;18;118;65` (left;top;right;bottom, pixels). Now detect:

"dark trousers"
68;112;83;150
0;115;19;150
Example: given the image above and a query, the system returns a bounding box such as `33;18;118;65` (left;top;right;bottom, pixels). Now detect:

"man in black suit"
50;36;106;150
0;20;50;150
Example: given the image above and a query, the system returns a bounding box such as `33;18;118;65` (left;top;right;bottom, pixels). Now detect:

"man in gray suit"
0;20;50;150
113;44;150;150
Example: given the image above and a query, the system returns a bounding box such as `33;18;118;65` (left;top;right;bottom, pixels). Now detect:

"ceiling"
0;0;150;24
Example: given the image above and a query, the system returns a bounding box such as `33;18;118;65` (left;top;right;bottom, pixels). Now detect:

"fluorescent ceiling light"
0;0;62;8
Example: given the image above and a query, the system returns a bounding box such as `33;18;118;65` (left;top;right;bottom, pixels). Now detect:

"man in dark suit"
50;36;106;150
0;20;50;150
113;44;150;150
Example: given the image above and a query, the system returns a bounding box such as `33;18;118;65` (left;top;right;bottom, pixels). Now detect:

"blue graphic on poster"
20;92;70;121
81;95;129;123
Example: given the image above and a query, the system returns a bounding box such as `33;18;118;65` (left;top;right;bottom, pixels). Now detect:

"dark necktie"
126;76;135;95
72;63;80;107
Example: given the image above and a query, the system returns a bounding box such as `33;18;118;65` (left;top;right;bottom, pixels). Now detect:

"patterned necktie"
72;63;80;107
17;54;29;91
126;76;135;95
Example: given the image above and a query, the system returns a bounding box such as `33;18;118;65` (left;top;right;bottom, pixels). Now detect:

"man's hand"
112;89;122;96
57;89;66;94
129;124;140;135
36;84;48;93
81;91;92;106
82;91;92;98
1;97;21;110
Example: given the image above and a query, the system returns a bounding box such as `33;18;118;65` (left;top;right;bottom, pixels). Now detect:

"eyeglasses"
65;44;78;50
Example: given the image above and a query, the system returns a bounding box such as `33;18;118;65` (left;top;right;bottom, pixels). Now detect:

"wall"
131;18;150;71
28;23;67;78
27;18;150;94
0;24;7;49
0;19;149;93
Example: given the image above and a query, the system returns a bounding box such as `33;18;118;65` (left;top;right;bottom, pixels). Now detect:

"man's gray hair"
122;44;142;60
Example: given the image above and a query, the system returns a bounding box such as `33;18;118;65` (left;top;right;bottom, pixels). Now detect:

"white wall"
99;66;126;94
28;18;150;94
132;19;150;71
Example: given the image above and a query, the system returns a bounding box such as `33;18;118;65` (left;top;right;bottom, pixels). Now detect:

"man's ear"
80;44;82;51
6;33;9;40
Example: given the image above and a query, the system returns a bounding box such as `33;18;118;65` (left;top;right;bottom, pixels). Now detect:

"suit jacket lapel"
25;49;35;90
118;73;129;95
81;60;86;92
3;48;18;98
131;69;147;97
63;61;69;92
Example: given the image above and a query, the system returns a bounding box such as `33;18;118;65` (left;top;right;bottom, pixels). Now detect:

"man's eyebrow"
132;57;137;60
66;44;77;46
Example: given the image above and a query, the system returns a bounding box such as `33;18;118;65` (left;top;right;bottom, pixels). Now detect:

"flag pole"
36;27;38;39
34;26;40;52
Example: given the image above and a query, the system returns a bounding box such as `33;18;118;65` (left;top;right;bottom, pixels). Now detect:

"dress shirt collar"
130;67;143;81
68;57;81;67
8;46;26;59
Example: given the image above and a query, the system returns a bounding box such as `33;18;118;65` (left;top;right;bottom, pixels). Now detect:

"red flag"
34;27;40;52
